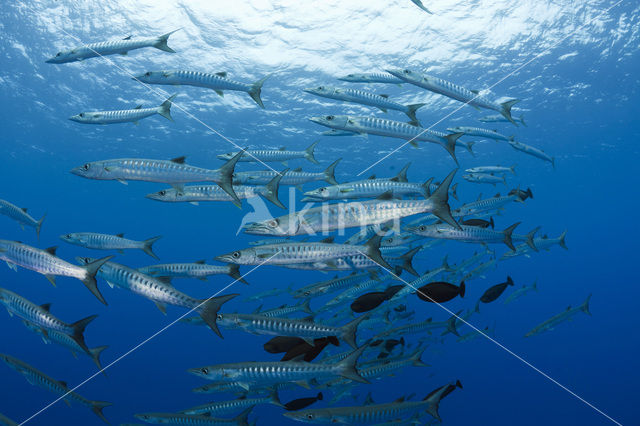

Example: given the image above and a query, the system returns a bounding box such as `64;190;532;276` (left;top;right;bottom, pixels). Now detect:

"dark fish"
263;336;305;354
393;304;407;312
369;339;384;347
479;276;514;304
350;285;404;313
284;392;323;411
509;187;533;201
377;351;390;359
281;337;339;362
461;217;494;229
384;337;405;352
417;281;465;303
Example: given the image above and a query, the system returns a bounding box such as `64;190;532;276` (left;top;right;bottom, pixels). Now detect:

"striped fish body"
259;300;311;317
377;318;449;337
463;173;505;184
455;194;519;216
318;115;445;144
508;141;554;165
218;149;309;163
135;412;243;426
0;199;42;233
325;279;386;307
147;185;264;203
217;313;344;340
139;262;232;279
337;72;404;84
70;106;162;124
0;288;75;335
462;259;497;281
71;158;221;183
0;240;85;280
391;267;450;300
284;256;379;271
217;242;369;265
410;223;508;245
285;400;431;424
480;114;526;126
293;272;373;298
448;126;512;141
183;394;274;415
304;179;426;200
60;232;143;251
138;70;252;93
233;170;322;186
305;87;410;115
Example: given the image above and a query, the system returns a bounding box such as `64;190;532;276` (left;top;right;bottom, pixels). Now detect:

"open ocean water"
0;1;639;425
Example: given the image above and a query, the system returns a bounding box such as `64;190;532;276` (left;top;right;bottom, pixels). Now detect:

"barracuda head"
406;224;438;237
68;112;103;123
386;68;422;82
214;312;238;329
216;152;235;161
243;215;300;236
132;70;169;83
308;115;350;130
70;160;114;180
283;409;333;423
59;233;90;246
447;126;465;133
145;188;182;202
215;248;258;264
45;49;77;64
303;186;337;200
186;365;229;381
134;413;175;423
303;85;333;96
337;73;367;82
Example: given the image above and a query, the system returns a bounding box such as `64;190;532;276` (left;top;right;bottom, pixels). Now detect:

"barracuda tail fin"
411;0;433;13
299;298;313;314
90;400;112;424
198;294;239;337
399;247;421;276
525;227;540;251
81;256;113;305
89;345;108;371
71;314;98;357
249;74;270;108
324;158;341;185
154;28;180;53
445;311;460;337
340;313;369;349
464;141;476;157
234;407;253;426
580;294;592;315
261;170;286;209
502;222;520;251
443;133;463;165
421;177;434;197
442;254;454;272
391;162;411;183
429;169;460;230
36;213;46;241
141;235;162;259
519;114;527;127
337;346;369;384
227;264;249;285
405;103;426;123
363;234;392;270
305;141;320;164
500;99;520;126
411;349;429;367
217;150;244;208
269;388;283;407
157;94;176;121
558;230;568;250
450;182;458;201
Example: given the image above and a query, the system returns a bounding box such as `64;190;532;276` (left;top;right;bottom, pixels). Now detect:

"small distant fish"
233;160;340;188
217;142;319;165
384;337;405;352
525;295;591;337
454;192;527;217
479;113;526;126
462;172;506;186
508;140;555;168
508;187;533;201
350;285;403;313
45;29;179;64
138;261;247;284
69;94;175;125
0;199;45;239
504;280;538;305
337;72;404;84
460;217;494;229
135;409;251;426
475;276;514;312
284;393;324;411
410;0;433;13
466;165;516;175
60;232;161;259
134;70;269;108
259;299;313;317
416;281;465;303
181;391;281;416
0;353;111;423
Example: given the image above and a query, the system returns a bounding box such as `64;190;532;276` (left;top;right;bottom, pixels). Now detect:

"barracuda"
135;409;252;426
134;70;269;108
45;29;179;64
182;391;281;416
233;159;340;187
465;165;516;175
188;346;368;388
337;72;404;84
0;354;111;423
454;192;524;217
479;113;526;126
218;141;319;165
0;287;98;356
508;140;555;168
76;257;237;337
60;232;162;259
503;280;538;305
447;126;514;142
322;279;388;309
387;68;520;126
0;199;45;239
309;115;462;163
0;412;17;426
462;172;506;185
389;256;454;301
408;222;538;251
70;151;244;206
501;230;567;260
243;169;459;236
375;313;460;338
215;313;367;348
259;299;312;316
0;240;112;304
69;94;175;125
138;261;247;284
292;272;376;299
304;86;425;123
303;178;430;201
525;295;591;337
146;171;285;208
462;258;497;281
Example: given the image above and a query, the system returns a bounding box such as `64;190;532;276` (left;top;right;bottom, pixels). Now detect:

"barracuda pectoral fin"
116;178;128;185
5;261;17;271
189;202;199;206
153;301;168;315
44;274;57;287
214;90;224;97
106;281;116;289
294;380;311;389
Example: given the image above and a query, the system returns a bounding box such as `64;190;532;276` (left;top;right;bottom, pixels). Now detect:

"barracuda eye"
403;69;410;74
326;115;334;121
268;219;279;228
232;251;241;259
158;190;166;196
79;113;85;117
145;71;151;76
317;86;323;90
319;188;326;192
82;163;90;171
55;52;61;57
419;226;426;232
304;291;311;296
306;414;314;420
200;367;209;375
216;314;223;320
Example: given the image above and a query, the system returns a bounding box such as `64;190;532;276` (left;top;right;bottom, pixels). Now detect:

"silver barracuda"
0;240;112;305
309;115;463;163
462;172;506;185
389;256;454;301
134;70;269;108
135;409;252;426
508;140;555;168
479;113;526;126
375;313;460;339
138;261;247;284
447;126;514;142
387;68;520;126
214;313;368;348
243;170;459;236
503;280;538;305
0;287;98;357
76;257;237;338
0;199;45;239
408;222;538;251
337;72;404;84
462;258;497;281
258;299;313;317
233;159;340;187
525;295;591;337
217;141;319;165
188;346;368;389
303;178;430;201
70;151;244;206
60;232;162;259
146;172;285;209
304;86;425;123
45;29;179;64
0;353;111;423
322;279;389;309
69;94;176;125
191;380;309;396
465;165;516;175
182;393;281;415
292;272;377;299
454;192;525;217
501;230;567;260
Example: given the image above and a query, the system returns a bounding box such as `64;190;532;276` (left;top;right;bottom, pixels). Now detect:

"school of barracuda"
0;4;587;425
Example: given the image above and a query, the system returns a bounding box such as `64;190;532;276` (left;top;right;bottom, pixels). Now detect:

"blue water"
1;1;639;425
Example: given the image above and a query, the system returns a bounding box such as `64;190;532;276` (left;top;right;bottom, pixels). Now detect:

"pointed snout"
308;116;324;125
385;68;402;77
68;115;82;122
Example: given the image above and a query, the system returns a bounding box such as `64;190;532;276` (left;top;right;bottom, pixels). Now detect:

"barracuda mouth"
308;116;325;125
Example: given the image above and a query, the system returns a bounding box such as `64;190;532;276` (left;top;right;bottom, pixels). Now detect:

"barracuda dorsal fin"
21;207;28;213
293;167;302;172
320;236;334;243
379;94;389;98
156;276;173;286
171;156;186;164
215;72;228;78
470;89;479;94
278;146;286;151
116;233;124;238
40;303;52;311
376;190;394;200
195;260;206;264
368;174;376;179
45;246;58;255
134;104;142;109
59;381;68;388
215;90;224;97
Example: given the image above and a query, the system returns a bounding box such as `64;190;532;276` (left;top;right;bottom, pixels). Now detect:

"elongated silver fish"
0;353;111;423
134;70;269;108
135;409;252;426
454;192;524;217
259;299;312;317
138;261;247;284
303;178;429;201
182;391;280;416
304;86;425;123
69;94;175;125
70;151;244;206
293;272;377;299
447;126;514;142
0;287;98;356
76;257;237;337
503;280;538;305
462;258;497;281
508;140;555;168
337;72;404;84
46;29;179;64
218;142;319;165
387;68;520;125
0;199;45;239
501;231;567;260
408;222;538;251
462;172;506;185
0;240;112;304
309;115;462;163
60;232;162;259
375;313;460;338
525;295;591;337
188;346;368;388
233;159;340;187
244;170;459;236
465;165;516;175
479;113;526;126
